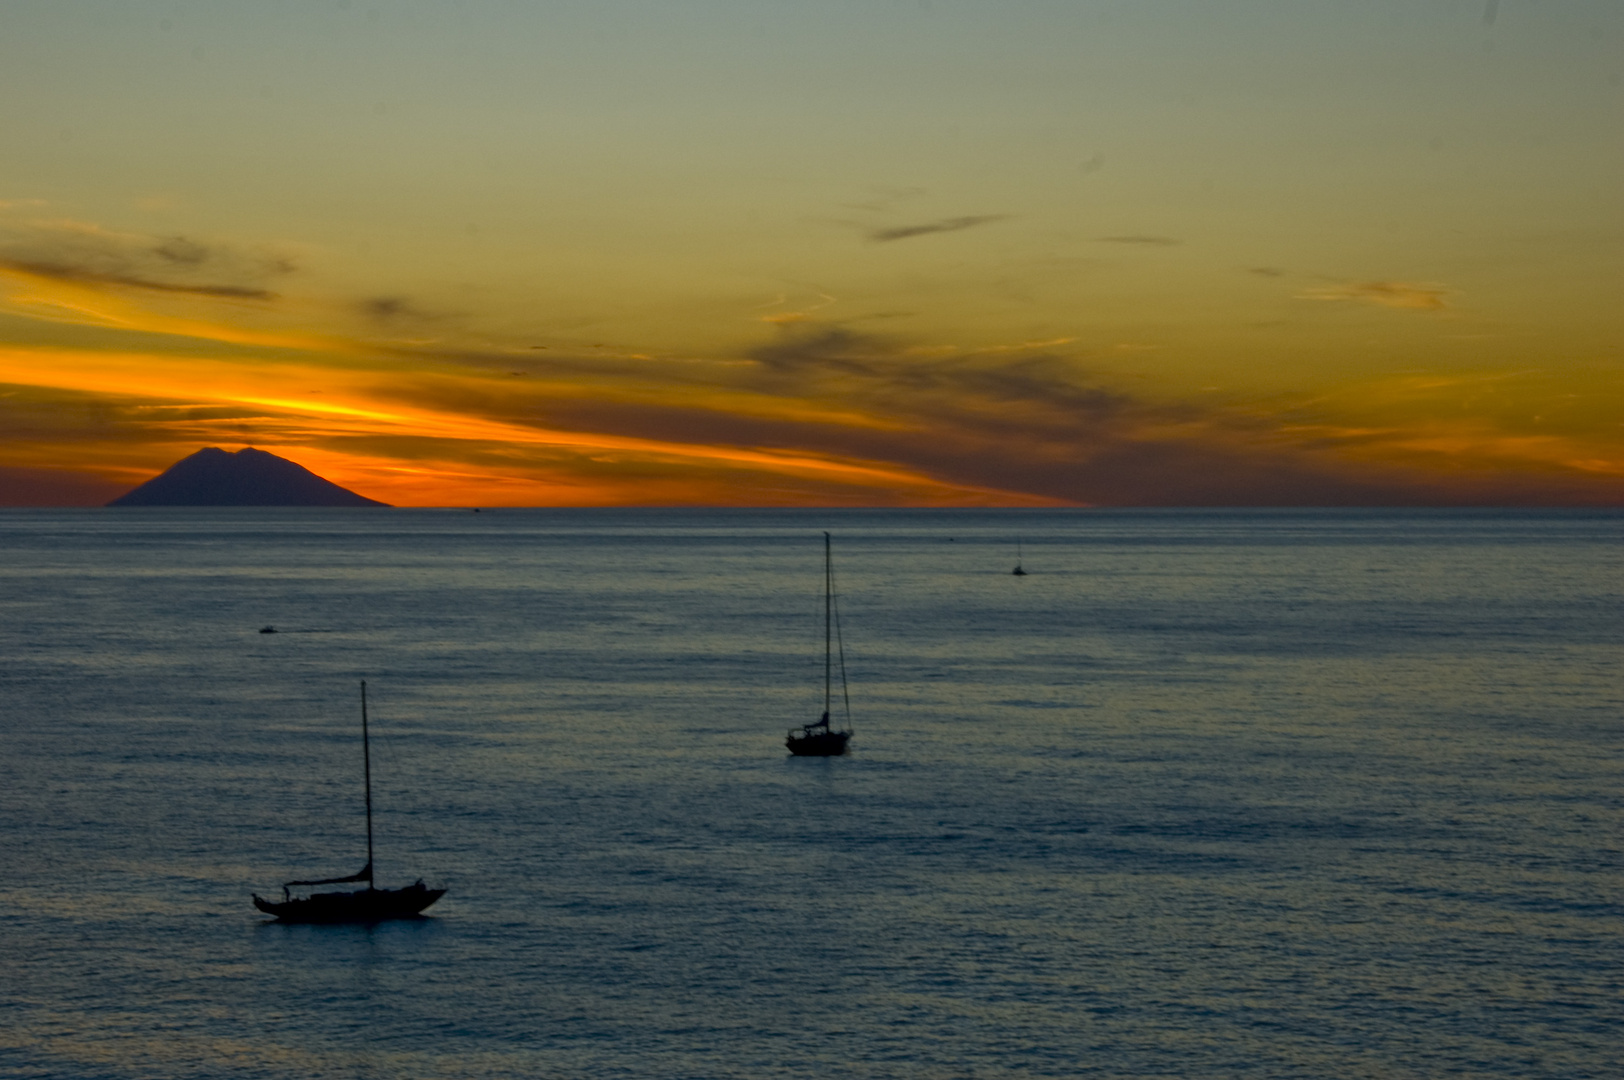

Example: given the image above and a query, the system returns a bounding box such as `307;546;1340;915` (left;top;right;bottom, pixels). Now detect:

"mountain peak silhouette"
107;447;390;507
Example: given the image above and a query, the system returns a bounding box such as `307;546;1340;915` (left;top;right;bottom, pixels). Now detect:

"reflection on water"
1;508;1621;1078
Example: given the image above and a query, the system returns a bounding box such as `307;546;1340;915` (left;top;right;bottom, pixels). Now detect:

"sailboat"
786;532;854;757
253;681;446;923
1012;538;1028;576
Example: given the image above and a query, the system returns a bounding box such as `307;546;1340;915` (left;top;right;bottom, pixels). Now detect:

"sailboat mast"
824;531;832;720
361;679;375;887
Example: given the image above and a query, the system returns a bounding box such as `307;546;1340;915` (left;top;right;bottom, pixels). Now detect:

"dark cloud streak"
358;324;1624;507
1;259;276;299
0;221;292;300
867;215;1008;243
359;296;451;323
446;325;1624;507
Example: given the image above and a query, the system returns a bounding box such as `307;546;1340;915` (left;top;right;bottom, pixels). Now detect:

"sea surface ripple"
1;508;1620;1078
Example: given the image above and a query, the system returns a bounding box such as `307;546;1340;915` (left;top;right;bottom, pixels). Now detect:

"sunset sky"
2;0;1620;505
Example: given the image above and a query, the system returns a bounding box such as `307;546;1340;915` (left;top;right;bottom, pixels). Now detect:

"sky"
1;0;1620;506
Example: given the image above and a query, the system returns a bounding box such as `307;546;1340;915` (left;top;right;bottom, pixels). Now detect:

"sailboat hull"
786;729;851;756
253;882;445;923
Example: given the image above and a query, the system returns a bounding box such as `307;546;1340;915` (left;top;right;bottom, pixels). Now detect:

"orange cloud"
0;216;294;298
0;342;1044;506
1298;280;1452;310
2;212;1621;508
0;265;360;356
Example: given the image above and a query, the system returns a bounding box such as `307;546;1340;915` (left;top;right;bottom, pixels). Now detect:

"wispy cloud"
757;289;839;326
465;326;1462;506
2;260;277;299
0;213;1617;507
358;295;457;326
1095;234;1180;246
1298;280;1451;310
7;307;1624;505
867;215;1008;243
0;218;293;301
714;327;1390;505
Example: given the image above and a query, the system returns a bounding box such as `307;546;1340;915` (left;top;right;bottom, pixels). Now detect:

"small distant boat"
259;626;278;633
253;681;445;923
787;532;854;757
1012;539;1027;576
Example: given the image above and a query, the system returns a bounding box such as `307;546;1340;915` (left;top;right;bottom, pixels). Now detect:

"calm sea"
1;509;1620;1079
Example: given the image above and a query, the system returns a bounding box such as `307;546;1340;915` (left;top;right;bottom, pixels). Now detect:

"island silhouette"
107;447;390;507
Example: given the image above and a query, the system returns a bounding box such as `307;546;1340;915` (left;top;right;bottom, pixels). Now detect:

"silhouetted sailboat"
253;681;445;923
1012;539;1028;576
787;532;854;757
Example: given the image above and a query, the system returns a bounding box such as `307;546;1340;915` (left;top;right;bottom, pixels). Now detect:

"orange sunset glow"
3;3;1621;506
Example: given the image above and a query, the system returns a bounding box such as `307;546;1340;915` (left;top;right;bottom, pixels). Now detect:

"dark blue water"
2;509;1621;1078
